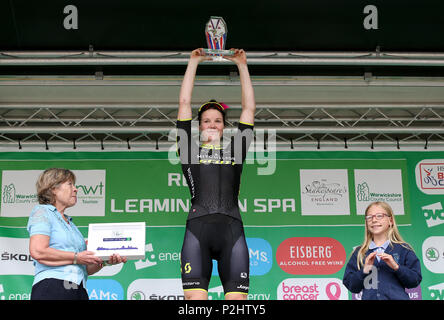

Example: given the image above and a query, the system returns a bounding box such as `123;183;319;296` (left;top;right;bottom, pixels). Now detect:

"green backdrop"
0;150;443;300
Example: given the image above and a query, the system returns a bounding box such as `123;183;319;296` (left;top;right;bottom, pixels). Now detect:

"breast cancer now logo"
277;278;348;300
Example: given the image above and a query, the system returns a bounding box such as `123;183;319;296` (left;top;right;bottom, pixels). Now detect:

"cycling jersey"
176;119;254;221
176;118;253;296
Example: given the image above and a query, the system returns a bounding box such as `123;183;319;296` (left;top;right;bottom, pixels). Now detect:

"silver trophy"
204;16;234;59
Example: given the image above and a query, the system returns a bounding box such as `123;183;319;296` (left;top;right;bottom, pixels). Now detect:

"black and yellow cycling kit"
176;119;253;296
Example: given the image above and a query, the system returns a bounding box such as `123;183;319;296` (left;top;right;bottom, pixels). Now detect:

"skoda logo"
426;247;440;262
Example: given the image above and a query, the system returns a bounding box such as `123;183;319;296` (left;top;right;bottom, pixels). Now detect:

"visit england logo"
300;169;350;215
1;170;106;217
354;169;405;216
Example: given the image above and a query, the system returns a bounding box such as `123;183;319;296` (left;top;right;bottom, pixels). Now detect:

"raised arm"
224;49;256;125
178;48;211;120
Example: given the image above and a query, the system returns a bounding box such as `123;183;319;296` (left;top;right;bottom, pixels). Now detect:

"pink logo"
325;282;341;300
277;278;348;300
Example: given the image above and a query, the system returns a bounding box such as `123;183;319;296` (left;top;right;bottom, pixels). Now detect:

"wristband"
73;252;78;265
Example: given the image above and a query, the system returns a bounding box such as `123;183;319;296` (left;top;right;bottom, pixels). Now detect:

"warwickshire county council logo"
1;170;106;217
356;182;370;201
354;169;405;217
2;184;16;203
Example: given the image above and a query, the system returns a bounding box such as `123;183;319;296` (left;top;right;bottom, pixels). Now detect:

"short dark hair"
197;99;226;125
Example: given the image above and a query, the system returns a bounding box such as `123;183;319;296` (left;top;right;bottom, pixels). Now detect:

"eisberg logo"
277;278;348;300
276;237;346;275
422;202;444;228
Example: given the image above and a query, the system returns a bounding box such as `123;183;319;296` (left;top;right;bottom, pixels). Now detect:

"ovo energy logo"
422;202;444;228
428;283;444;300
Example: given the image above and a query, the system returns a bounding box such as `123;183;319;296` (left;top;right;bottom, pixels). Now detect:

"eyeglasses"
365;213;390;221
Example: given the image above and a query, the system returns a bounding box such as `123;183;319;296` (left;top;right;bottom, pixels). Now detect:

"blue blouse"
27;204;87;286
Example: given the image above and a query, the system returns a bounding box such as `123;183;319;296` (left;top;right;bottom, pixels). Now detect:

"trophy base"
203;49;235;56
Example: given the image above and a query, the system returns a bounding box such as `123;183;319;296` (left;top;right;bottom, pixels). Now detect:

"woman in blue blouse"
27;168;127;300
342;201;422;300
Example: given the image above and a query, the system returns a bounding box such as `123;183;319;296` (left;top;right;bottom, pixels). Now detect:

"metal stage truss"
1;50;444;151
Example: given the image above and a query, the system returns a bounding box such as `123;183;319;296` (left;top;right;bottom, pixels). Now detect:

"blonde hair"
356;201;412;270
36;168;76;205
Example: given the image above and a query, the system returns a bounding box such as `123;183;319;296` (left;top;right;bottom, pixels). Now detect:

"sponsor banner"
0;237;34;276
422;236;444;274
1;170;41;217
276;237;346;275
422;202;444;228
86;279;124;300
354;169;405;215
1;151;440;299
0;277;33;300
300;169;350;215
0;157;411;226
277;278;348;300
127;278;184;300
415;159;444;194
1;170;106;217
427;282;444;300
351;286;422;300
